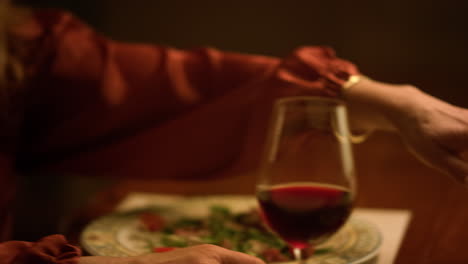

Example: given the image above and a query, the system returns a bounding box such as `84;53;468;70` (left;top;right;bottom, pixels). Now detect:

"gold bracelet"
342;75;374;143
349;129;374;144
342;75;364;90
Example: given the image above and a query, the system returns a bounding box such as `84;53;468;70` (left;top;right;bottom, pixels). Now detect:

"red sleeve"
0;155;81;263
15;10;358;179
0;235;81;264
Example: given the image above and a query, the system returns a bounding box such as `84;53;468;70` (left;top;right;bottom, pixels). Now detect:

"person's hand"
344;77;468;185
78;244;265;264
384;87;468;184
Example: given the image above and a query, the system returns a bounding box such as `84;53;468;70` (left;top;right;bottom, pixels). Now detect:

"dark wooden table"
73;133;468;264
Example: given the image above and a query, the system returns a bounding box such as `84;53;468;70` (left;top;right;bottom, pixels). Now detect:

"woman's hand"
344;77;468;185
78;244;265;264
384;87;468;184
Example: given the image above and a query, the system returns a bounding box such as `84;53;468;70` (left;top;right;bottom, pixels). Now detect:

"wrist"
343;76;421;132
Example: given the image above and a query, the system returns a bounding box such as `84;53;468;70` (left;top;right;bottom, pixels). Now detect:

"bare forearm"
343;77;422;133
78;256;128;264
77;245;265;264
341;75;468;184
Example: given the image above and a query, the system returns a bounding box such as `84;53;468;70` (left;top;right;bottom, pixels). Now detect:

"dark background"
18;0;468;107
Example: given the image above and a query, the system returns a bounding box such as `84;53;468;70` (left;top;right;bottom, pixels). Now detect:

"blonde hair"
0;1;28;119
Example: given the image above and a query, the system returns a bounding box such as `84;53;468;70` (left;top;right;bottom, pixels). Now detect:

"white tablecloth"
352;208;411;264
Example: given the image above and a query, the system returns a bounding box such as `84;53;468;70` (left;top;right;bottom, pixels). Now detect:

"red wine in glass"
257;182;353;250
256;97;357;262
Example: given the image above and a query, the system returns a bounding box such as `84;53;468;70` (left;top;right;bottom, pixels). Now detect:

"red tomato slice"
139;212;165;232
154;247;176;253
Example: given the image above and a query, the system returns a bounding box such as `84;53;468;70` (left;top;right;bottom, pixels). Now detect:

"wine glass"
256;96;356;263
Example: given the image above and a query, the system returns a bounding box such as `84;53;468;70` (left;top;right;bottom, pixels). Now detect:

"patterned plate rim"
80;197;382;263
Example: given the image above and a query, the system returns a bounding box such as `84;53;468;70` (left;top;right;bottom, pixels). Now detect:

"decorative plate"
81;195;382;264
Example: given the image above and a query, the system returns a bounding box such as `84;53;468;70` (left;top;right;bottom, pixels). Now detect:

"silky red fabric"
0;235;81;264
0;10;359;263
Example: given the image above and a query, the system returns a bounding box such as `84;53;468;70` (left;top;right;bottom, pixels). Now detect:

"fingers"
420;143;468;185
136;244;265;264
216;247;265;264
192;244;265;264
438;153;468;184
